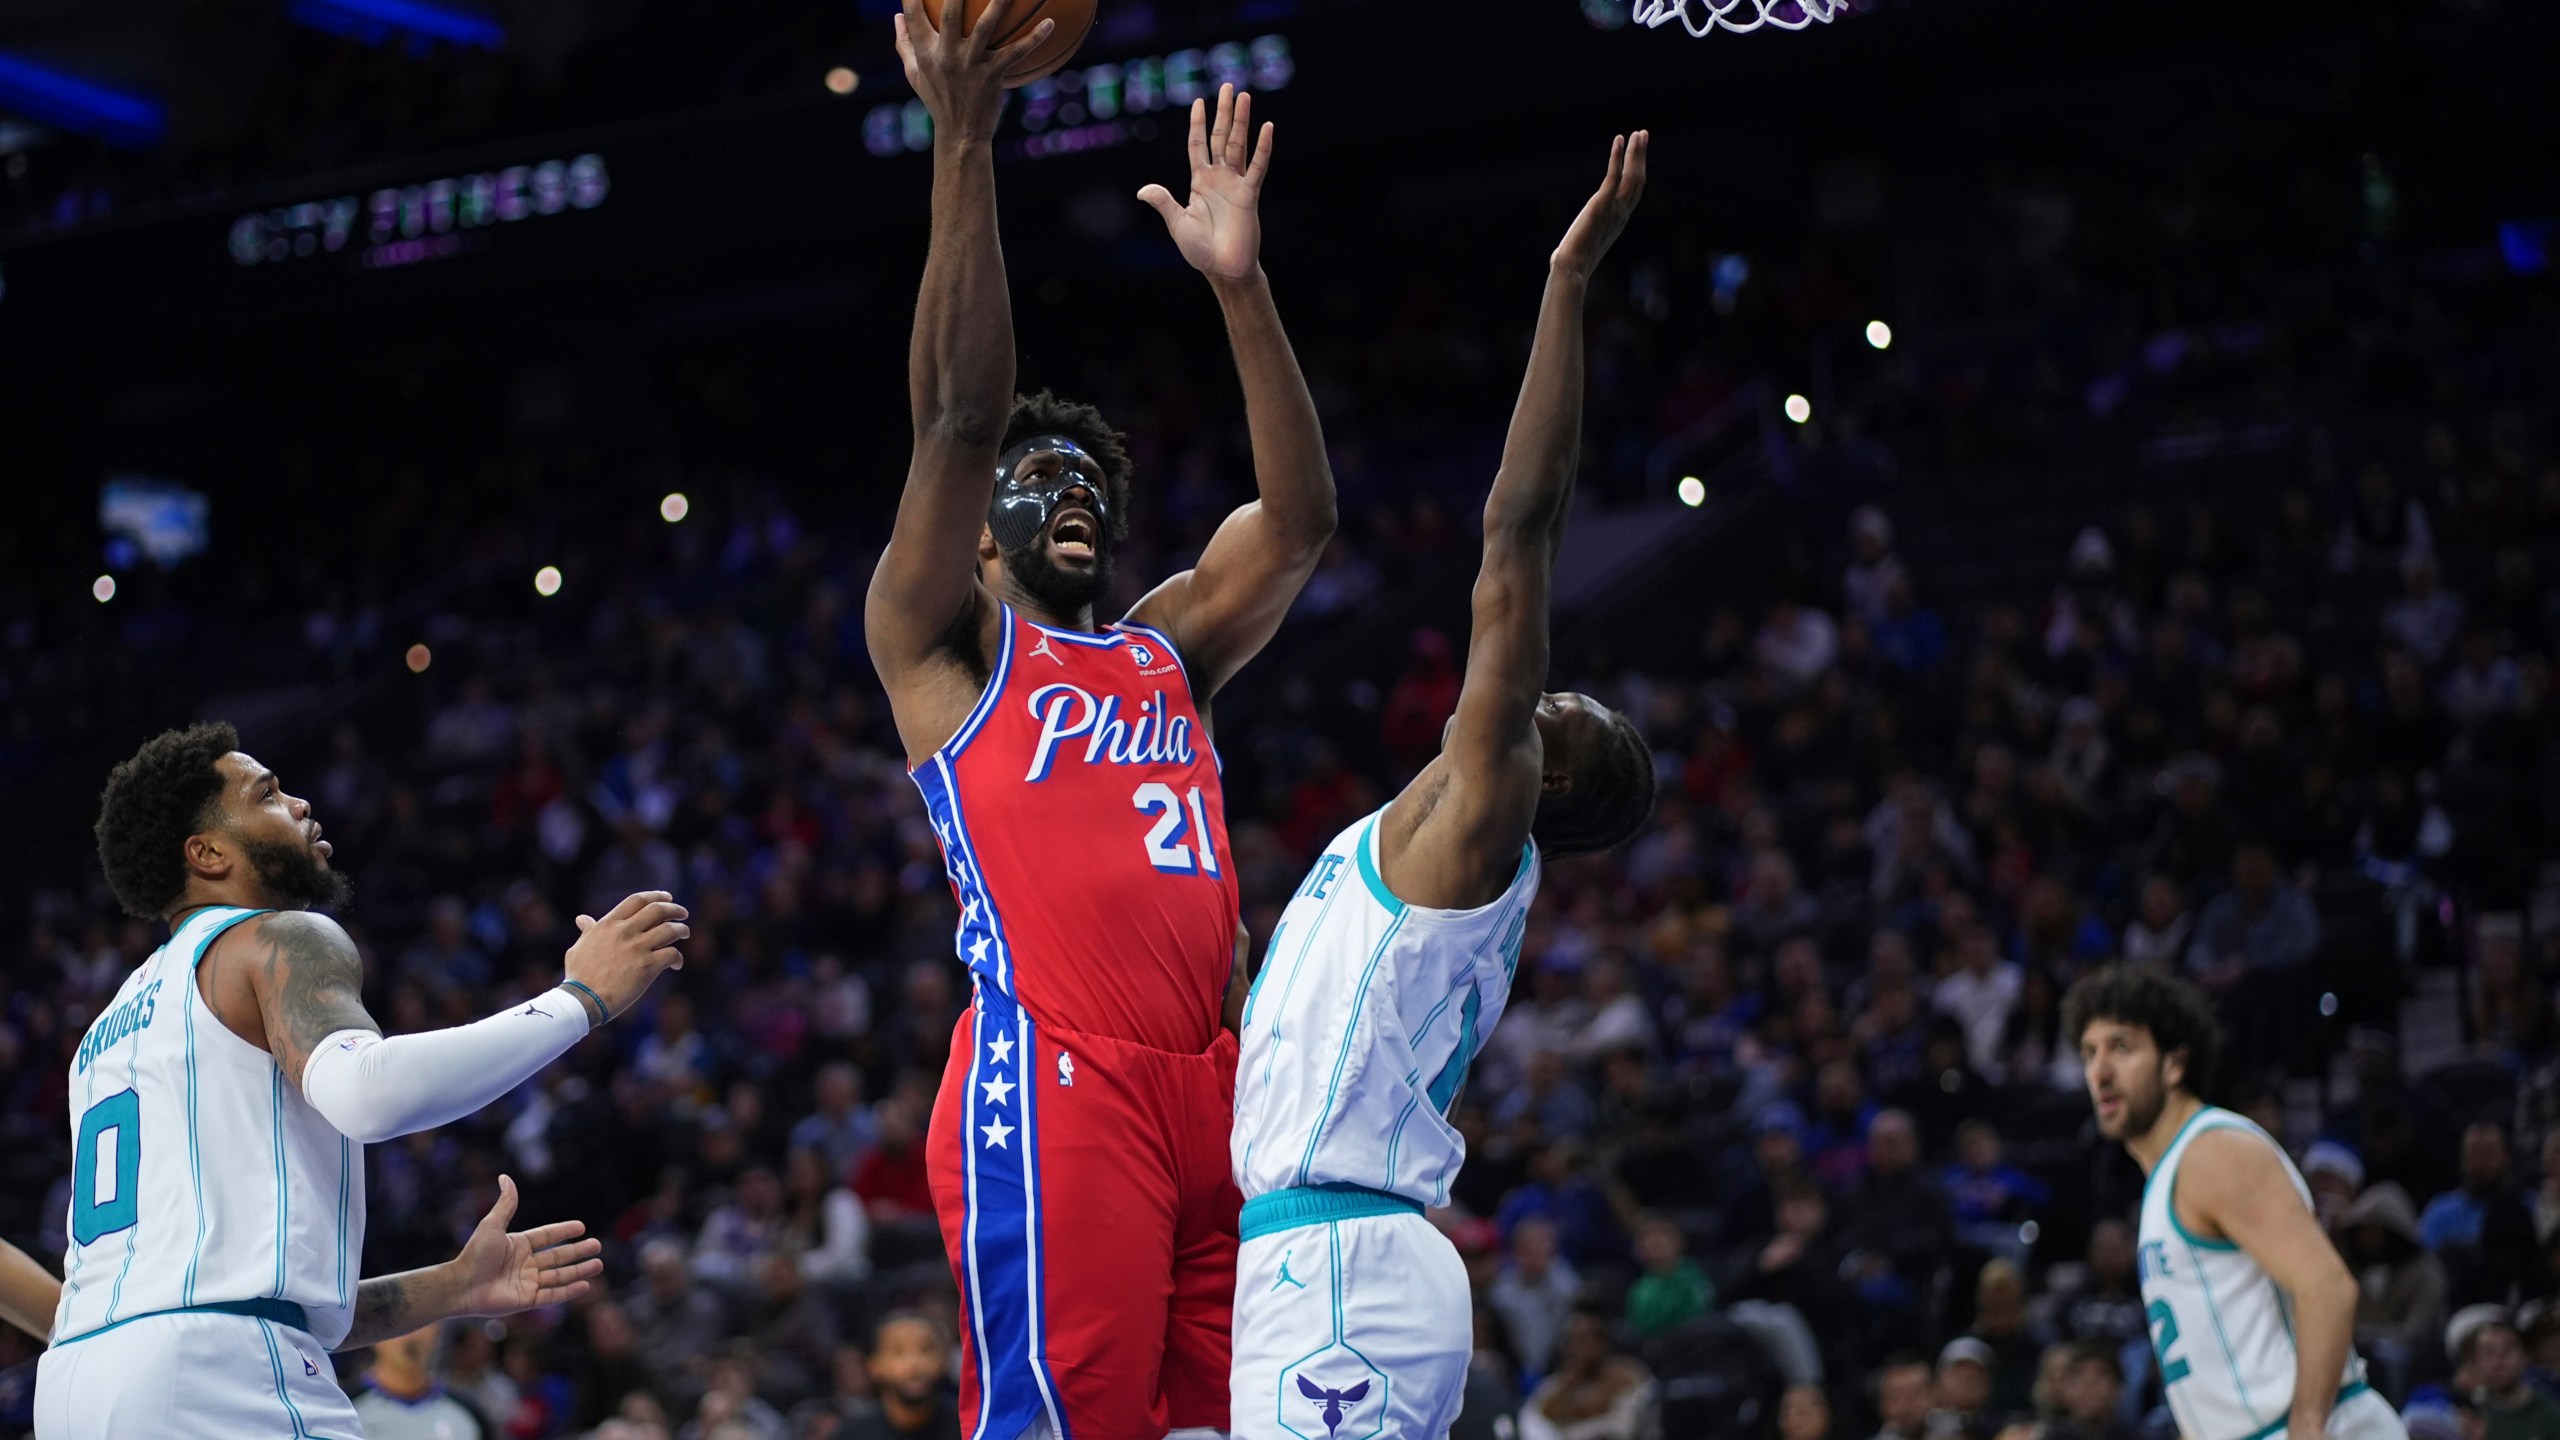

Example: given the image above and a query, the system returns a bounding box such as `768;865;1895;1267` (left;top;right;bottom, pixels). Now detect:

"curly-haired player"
1227;133;1655;1440
37;722;689;1438
2065;964;2407;1440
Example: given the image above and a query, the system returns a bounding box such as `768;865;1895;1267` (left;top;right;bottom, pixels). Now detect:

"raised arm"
231;894;685;1141
864;0;1058;736
1382;133;1648;906
2178;1128;2362;1440
1127;85;1337;699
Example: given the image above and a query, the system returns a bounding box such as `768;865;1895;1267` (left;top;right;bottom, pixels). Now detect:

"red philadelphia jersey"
910;604;1240;1053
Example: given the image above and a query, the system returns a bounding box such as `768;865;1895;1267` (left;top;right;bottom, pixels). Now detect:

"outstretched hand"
1552;130;1649;280
451;1175;603;1319
893;0;1057;140
1138;83;1273;283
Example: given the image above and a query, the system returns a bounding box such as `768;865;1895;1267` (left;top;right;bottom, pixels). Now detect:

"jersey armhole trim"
185;906;274;970
1356;820;1407;917
922;604;1019;769
2166;1117;2249;1252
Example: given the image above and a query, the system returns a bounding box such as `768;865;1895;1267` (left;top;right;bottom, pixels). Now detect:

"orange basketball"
920;0;1096;86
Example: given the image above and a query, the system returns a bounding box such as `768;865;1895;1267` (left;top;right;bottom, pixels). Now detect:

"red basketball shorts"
927;986;1242;1440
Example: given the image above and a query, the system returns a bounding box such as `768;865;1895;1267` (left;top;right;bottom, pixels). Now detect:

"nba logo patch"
1128;642;1156;669
1057;1051;1075;1087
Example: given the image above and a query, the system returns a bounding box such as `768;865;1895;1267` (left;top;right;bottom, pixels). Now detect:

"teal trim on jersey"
1241;880;1350;1175
1426;986;1482;1114
261;1316;315;1439
2145;1106;2247;1250
1241;921;1286;1030
1294;910;1410;1185
2182;1231;2261;1425
51;1296;313;1348
1240;1183;1424;1241
271;1067;290;1297
336;1135;352;1308
1355;821;1405;916
102;1029;149;1321
2231;1383;2371;1440
183;963;206;1304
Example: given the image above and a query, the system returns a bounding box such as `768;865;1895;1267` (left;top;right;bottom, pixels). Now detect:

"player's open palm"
1139;83;1272;281
452;1175;603;1318
565;889;690;1018
893;0;1056;139
1553;130;1650;280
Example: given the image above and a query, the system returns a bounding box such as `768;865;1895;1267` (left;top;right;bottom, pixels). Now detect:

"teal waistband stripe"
2230;1381;2372;1440
55;1296;311;1348
1240;1183;1424;1241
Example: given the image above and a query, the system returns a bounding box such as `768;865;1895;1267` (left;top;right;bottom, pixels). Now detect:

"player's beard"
2101;1060;2170;1142
245;838;354;912
1003;536;1115;617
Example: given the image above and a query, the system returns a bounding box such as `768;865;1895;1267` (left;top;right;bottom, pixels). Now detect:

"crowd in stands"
4;19;2560;1436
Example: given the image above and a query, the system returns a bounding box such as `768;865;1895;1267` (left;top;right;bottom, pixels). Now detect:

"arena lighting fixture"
0;53;163;149
659;493;691;523
1676;476;1706;508
91;575;116;603
287;0;505;51
533;565;563;597
1784;393;1812;424
1865;319;1893;350
825;67;859;95
406;644;432;673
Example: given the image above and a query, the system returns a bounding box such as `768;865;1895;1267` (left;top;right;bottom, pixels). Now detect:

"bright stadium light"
406;643;432;673
534;565;563;597
825;67;859;95
91;574;116;603
1865;319;1893;350
660;492;690;523
1676;476;1706;508
1784;393;1812;424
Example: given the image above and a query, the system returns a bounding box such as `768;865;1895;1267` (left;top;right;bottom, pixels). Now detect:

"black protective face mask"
989;435;1111;552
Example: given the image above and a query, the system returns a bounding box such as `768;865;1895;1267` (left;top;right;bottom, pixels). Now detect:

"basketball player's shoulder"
2174;1121;2291;1208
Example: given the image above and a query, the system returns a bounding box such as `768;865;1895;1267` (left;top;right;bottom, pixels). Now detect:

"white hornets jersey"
53;906;364;1349
1233;810;1540;1206
2138;1107;2370;1440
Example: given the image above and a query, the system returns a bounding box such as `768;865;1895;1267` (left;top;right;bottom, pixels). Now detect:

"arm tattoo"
337;1267;453;1351
253;911;379;1088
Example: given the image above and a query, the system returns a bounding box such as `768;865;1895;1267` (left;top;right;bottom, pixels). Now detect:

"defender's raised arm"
865;0;1059;744
1390;133;1649;905
1127;85;1337;700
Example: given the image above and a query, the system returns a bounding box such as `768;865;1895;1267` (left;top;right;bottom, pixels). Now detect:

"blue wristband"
561;978;610;1026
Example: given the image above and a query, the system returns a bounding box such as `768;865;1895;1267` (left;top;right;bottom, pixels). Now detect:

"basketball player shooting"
2065;965;2407;1440
1227;133;1657;1440
37;723;689;1438
870;1;1336;1436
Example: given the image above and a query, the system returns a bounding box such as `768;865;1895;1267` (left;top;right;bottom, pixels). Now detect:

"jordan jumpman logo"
1270;1250;1307;1292
1028;634;1062;665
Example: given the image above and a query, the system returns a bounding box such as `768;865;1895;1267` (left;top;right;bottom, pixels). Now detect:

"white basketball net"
1633;0;1844;35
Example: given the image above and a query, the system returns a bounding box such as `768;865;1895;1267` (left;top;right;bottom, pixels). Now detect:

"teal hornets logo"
1295;1375;1371;1438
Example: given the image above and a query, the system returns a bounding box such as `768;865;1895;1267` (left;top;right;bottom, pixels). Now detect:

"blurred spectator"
2424;1124;2541;1308
1837;1111;1954;1326
1944;1123;2050;1263
2307;1142;2371;1236
2048;1220;2148;1355
352;1324;491;1440
627;1237;730;1405
1968;1260;2042;1418
789;1064;878;1181
781;1147;873;1290
1934;928;2022;1082
1872;1354;1936;1440
834;1311;960;1440
1518;1306;1658;1440
2349;1182;2450;1400
1781;1382;1840;1440
1758;599;1842;693
1844;508;1908;627
2385;557;2467;668
2047;1342;2135;1440
2120;875;2193;970
2462;1313;2560;1440
1626;1215;1714;1340
1493;1218;1582;1384
1928;1337;1999;1440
